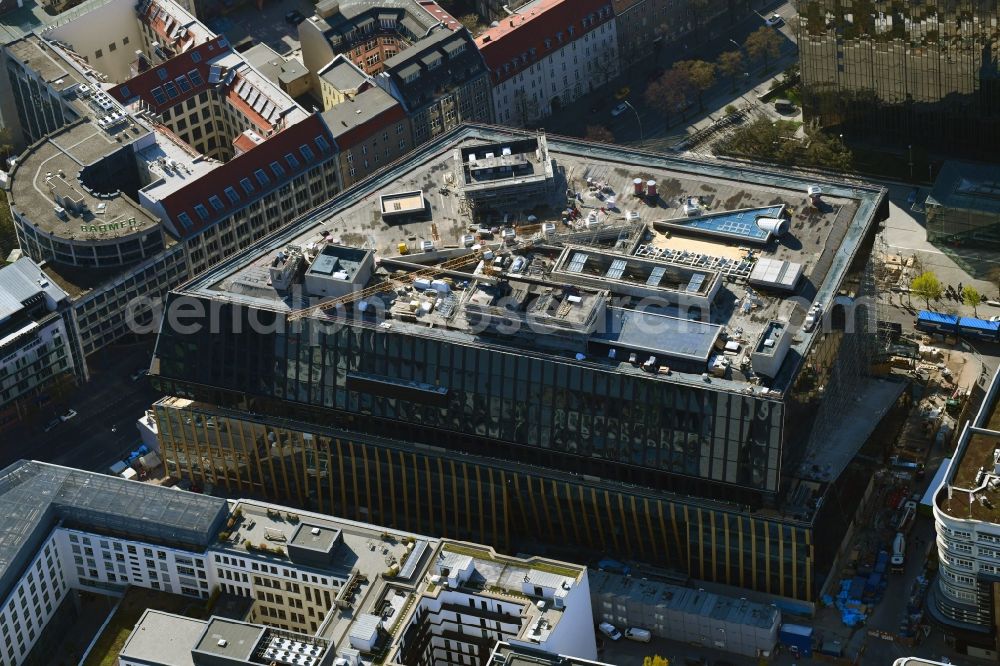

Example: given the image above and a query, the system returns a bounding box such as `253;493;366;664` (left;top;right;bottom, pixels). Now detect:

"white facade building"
0;461;597;666
0;258;86;430
477;0;618;127
930;367;1000;659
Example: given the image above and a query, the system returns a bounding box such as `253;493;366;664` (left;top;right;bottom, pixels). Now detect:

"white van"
625;627;652;642
598;622;622;641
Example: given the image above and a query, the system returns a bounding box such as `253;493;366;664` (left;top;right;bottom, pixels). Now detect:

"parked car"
59;409;78;422
614;86;631;100
764;13;784;27
43;418;61;432
625;627;652;642
284;9;305;25
611;102;629;117
598;622;623;641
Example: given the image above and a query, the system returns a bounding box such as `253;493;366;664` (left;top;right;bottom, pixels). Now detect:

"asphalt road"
1;336;162;473
555;1;798;148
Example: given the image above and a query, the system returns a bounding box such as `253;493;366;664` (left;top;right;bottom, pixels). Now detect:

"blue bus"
915;311;1000;342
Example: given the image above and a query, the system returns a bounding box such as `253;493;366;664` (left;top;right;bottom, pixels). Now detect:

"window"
123;36;129;45
270;161;286;178
151;87;167;105
176;75;192;93
191;51;202;63
299;144;314;161
164;82;179;99
157;68;168;81
224;187;240;204
315;136;330;152
194;204;210;220
284;153;300;169
188;69;204;86
109;42;117;53
209;195;224;211
178;212;194;229
240;177;254;195
95;49;103;59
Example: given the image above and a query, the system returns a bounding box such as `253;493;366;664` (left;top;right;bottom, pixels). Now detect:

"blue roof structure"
662;206;786;244
917;311;958;326
593;307;722;364
959;317;999;332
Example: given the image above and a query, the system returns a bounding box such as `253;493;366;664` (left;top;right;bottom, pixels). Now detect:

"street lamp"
622;100;643;142
909;144;914;181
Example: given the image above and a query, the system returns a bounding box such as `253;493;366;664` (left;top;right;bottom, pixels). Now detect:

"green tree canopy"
674;60;716;110
744;26;782;71
644;67;694;122
911;272;943;309
962;285;983;317
716;50;745;91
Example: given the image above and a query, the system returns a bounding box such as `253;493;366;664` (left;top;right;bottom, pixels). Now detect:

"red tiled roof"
159;114;337;239
226;76;275;134
140;0;198;53
108;37;226;115
476;0;614;84
417;0;460;31
233;131;262;156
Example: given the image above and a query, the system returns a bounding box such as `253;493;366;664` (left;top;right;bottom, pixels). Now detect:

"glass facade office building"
153;397;817;601
797;0;1000;155
149;125;888;604
926;160;1000;255
154;301;783;503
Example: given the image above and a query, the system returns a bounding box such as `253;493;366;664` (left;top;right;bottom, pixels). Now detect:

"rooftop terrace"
488;642;610;666
936;367;1000;522
179;126;884;396
8;119;161;241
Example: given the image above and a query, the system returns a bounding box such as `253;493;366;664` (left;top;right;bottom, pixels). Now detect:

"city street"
0;337;162;473
553;1;799;150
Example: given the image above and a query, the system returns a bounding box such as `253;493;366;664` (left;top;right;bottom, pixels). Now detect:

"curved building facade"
930;367;1000;659
9;119;165;270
